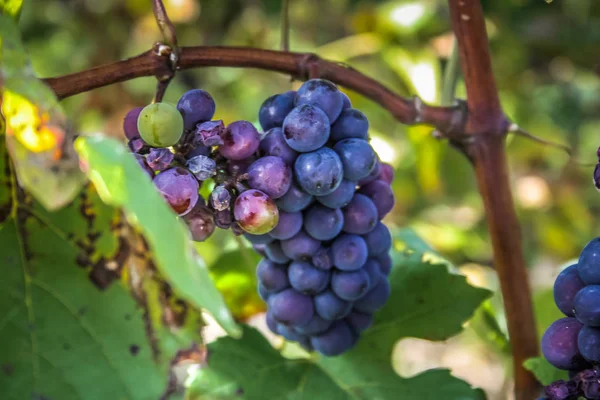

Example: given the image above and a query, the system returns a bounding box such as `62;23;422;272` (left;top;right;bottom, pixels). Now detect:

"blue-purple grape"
247;156;292;199
194;120;224;146
294;148;343;196
314;290;353;321
554;264;585;317
363;222;392;257
295;79;343;123
123;107;143;140
269;288;314;326
183;204;215;242
282;104;330;152
177;89;216;130
363;258;382;290
210;185;231;211
334;138;377;181
265;241;291;264
277;324;306;342
377;253;392;276
354;278;390;313
219;121;260;160
332;234;368;271
265;310;279;332
186;144;211;159
578;238;600;285
343;194;378;234
330;108;369;142
275;183;314;212
340;92;351;109
244;233;275;245
258;91;296;131
186;155;216;181
359;180;395;219
358;161;381;186
312;247;333;270
578;326;600;363
153;167;199;216
233;189;279;235
379;163;394;184
281;230;321;261
544;380;579;400
269;211;303;240
146;148;174;172
259;127;298;165
256;258;289;293
331;268;371;301
574;285;600;326
315;179;356;209
304;204;344;241
541;317;587;370
259;284;271;302
295;315;332;336
346;311;373;335
310;321;357;356
288;261;330;295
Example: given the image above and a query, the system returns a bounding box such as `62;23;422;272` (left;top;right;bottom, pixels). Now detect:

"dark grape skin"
312;247;333;270
258;91;296;131
256;259;290;293
310;321;357;356
146;148;174;172
219;121;261;161
346;311;373;335
358;161;381;186
354;278;390;313
183;205;215;242
574;286;600;326
578;238;600;285
315;179;356;209
294;148;344;196
259;127;298;166
314;290;353;321
330;108;369;142
554;264;585;317
277;324;307;343
340;92;352;109
295;315;332;336
269;289;314;327
541;317;588;370
331;234;369;271
331;268;371;301
578;326;600;363
333;138;377;181
288;261;330;295
265;310;279;332
269;211;303;241
363;259;382;290
379;163;394;184
377;253;392;276
247;156;292;199
281;230;322;261
258;284;271;302
359;180;395;219
304;205;344;241
342;194;379;234
153;167;199;216
265;241;291;264
363;222;392;257
253;244;267;257
233;189;279;235
282;104;331;152
176;89;216;130
123;107;143;140
244;233;275;245
295;79;344;123
275;183;314;213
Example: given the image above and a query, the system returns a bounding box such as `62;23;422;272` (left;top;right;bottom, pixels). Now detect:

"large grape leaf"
186;229;490;400
74;135;241;338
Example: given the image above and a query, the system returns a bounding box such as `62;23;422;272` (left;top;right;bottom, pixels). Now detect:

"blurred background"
18;0;600;398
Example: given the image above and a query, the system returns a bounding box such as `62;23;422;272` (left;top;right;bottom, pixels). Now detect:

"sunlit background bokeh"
18;0;600;398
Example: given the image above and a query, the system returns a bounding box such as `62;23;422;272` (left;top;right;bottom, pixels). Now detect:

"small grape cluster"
123;79;395;357
542;238;600;399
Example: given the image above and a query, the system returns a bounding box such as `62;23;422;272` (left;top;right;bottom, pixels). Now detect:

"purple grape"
353;278;390;313
282;104;330;152
269;211;303;240
244;233;275;245
227;155;257;176
269;288;314;326
288;261;330;295
194;120;224;147
265;310;279;331
554;264;585;317
544;380;579;400
334;139;377;181
123;107;143;140
256;258;289;293
332;234;368;271
312;247;333;270
277;324;306;342
259;127;298;165
578;238;600;285
578;368;600;398
247;156;292;199
574;286;600;326
219;121;260;160
183;205;215;242
146;148;174;172
594;164;600;191
304;204;344;241
210;185;231;211
233;189;279;235
265;241;291;264
377;253;392;276
359;180;395;219
128;137;147;154
294;148;343;196
379;163;394;184
342;194;378;234
214;209;233;229
346;311;373;334
281;230;321;261
253;243;267;257
331;268;371;301
358;161;381;186
330;108;369;142
578;326;600;363
153;167;199;216
259;284;271;303
259;91;297;131
295;79;344;123
340;92;352;109
134;154;154;179
314;290;353;321
177;89;216;130
310;321;357;356
315;179;356;209
295;315;332;336
363;259;382;290
186;155;216;181
541;317;587;370
275;183;313;212
363;222;392;257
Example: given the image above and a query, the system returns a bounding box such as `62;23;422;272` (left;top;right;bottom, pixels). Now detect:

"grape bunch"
123;79;395;357
541;238;600;399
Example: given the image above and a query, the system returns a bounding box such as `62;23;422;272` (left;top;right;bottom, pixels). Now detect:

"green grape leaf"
0;14;85;210
74;135;241;338
186;229;490;400
524;357;568;386
0;0;23;20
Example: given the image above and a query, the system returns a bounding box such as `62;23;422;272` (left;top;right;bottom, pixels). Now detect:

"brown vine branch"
448;1;539;399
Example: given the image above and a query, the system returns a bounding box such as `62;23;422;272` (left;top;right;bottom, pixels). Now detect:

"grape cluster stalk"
540;238;600;399
124;79;395;356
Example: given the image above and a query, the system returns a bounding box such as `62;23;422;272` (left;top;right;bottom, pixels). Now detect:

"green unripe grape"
137;103;184;147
